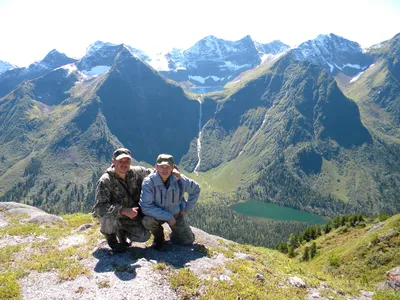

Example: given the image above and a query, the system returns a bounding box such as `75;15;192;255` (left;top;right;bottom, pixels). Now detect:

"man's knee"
171;227;195;245
130;228;151;243
99;216;119;235
142;215;160;230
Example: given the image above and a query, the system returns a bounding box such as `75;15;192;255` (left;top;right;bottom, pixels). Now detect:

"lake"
230;200;327;225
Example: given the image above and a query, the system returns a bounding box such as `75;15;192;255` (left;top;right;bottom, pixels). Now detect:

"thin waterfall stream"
194;97;202;176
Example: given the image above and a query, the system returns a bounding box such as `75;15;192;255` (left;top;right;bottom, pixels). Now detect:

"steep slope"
0;75;122;212
95;46;200;163
1;202;398;299
182;52;400;216
0;60;16;75
290;33;372;76
0;50;77;98
76;41;151;76
0;45;203;213
344;33;400;129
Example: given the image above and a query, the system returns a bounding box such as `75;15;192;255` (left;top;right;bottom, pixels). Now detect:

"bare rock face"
387;266;400;290
0;202;64;224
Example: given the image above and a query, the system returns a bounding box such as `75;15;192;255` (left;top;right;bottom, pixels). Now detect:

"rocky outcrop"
387;266;400;290
0;202;64;224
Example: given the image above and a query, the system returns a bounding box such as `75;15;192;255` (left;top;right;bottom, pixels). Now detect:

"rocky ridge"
1;202;398;299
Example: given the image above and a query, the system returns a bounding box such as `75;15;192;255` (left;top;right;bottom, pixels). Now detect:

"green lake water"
230;200;327;224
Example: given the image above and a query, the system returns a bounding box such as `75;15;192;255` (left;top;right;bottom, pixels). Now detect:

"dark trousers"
142;214;195;245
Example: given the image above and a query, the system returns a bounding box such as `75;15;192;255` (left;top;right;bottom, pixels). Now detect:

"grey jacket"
140;172;200;222
93;165;152;218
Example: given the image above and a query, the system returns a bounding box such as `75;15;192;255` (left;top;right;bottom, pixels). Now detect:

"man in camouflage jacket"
92;148;152;252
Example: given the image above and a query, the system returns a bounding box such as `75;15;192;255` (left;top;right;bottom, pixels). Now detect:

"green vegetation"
168;269;202;299
188;199;311;248
0;212;98;298
1;207;400;298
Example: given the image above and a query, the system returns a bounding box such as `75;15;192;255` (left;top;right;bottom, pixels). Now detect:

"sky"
1;0;400;67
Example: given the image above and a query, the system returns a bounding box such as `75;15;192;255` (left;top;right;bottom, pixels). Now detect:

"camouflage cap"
156;154;174;167
113;148;132;161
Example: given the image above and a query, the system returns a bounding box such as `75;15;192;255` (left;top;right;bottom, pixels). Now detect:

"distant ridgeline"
0;33;400;248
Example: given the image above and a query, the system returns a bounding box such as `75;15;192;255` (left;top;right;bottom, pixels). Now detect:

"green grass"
0;271;22;300
296;214;400;290
0;212;100;295
169;268;202;299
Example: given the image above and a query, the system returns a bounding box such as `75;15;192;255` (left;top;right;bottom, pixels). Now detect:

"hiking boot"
106;234;128;253
151;236;165;250
117;230;132;247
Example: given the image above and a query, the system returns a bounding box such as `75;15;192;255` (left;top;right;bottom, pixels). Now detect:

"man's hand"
120;207;139;219
172;168;181;180
180;211;187;216
168;218;177;226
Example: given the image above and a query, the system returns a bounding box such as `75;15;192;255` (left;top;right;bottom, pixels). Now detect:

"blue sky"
1;0;400;67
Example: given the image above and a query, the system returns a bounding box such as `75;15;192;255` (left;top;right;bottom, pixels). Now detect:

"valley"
0;32;399;249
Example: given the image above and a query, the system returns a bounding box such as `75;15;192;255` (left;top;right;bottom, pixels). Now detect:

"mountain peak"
290;33;371;76
85;41;117;56
38;49;76;70
0;60;16;75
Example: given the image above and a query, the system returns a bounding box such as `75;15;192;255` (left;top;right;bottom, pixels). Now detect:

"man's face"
156;164;173;182
113;157;131;177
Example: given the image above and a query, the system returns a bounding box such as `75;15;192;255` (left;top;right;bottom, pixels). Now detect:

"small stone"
287;276;306;288
256;273;264;281
219;275;231;282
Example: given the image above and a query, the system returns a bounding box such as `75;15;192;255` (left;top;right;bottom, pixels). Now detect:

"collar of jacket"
106;166;133;179
153;172;178;186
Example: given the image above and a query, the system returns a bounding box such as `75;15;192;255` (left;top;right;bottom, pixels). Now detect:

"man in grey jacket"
93;148;152;253
140;154;200;250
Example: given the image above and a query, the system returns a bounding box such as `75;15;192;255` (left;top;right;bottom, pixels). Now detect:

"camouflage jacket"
92;165;152;219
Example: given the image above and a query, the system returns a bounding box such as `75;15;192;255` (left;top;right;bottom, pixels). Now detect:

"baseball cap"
113;148;132;161
156;154;174;166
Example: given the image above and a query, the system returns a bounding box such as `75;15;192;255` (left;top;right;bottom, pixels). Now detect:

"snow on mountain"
29;49;77;73
76;41;151;77
148;35;289;88
254;40;290;55
290;33;373;76
0;60;16;75
0;50;77;98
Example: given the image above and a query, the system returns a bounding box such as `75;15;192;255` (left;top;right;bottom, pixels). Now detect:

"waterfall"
194;97;202;176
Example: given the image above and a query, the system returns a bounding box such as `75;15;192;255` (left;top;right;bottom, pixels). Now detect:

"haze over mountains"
0;31;399;226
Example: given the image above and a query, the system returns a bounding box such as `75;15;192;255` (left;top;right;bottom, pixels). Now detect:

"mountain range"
0;32;399;238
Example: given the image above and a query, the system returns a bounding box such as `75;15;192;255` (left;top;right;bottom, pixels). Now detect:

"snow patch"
147;53;171;71
189;75;206;84
326;62;334;73
350;71;364;83
224;61;250;71
334;63;343;71
57;63;78;76
189;75;224;84
342;63;361;69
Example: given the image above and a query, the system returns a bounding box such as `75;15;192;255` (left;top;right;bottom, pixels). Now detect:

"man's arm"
179;175;200;213
139;177;174;222
92;176;123;218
